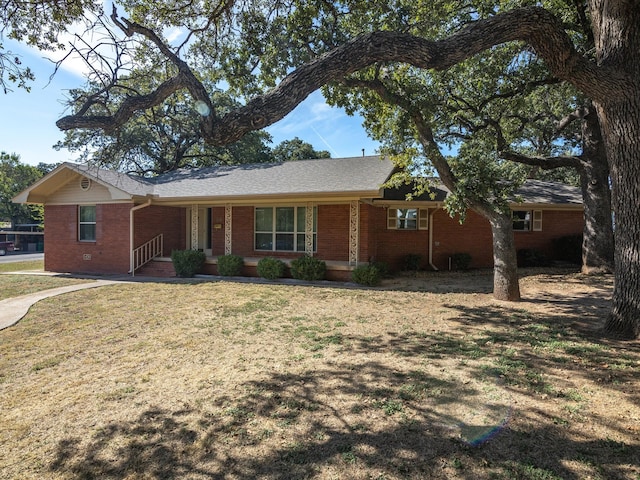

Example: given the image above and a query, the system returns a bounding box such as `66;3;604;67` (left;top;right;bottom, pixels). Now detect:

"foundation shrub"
171;249;206;277
257;257;286;280
351;265;382;287
217;254;244;276
451;252;472;271
290;255;326;281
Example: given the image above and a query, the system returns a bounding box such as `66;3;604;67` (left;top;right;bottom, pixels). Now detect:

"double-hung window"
255;206;316;252
79;205;96;241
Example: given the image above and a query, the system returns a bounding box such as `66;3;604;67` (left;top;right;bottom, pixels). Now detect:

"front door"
198;207;212;255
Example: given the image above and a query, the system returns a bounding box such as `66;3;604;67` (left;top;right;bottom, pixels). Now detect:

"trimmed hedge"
217;254;244;276
171;249;206;278
257;257;286;280
290;255;326;281
450;252;472;271
351;264;382;286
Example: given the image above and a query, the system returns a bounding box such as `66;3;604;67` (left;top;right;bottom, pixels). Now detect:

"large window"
79;205;96;241
255;206;316;252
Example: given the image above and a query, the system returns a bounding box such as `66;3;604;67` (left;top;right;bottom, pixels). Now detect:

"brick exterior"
44;201;584;278
44;203;132;274
134;205;186;255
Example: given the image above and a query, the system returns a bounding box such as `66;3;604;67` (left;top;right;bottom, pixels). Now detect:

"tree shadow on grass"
49;356;638;479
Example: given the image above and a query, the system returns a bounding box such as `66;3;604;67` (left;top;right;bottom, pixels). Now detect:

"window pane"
297;233;306;251
276;207;294;231
79;224;96;241
513;211;530;231
297;207;306;233
398;209;417;229
79;205;96;222
255;207;273;231
276;233;294;251
255;233;273;250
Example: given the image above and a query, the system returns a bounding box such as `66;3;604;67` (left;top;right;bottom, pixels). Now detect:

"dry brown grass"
0;269;638;479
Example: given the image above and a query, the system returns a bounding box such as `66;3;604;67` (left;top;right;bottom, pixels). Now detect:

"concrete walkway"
0;279;119;331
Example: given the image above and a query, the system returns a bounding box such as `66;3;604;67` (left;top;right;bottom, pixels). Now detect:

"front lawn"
0;271;637;479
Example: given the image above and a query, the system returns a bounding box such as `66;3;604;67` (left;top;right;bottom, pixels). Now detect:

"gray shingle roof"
53;158;583;206
149;156;395;199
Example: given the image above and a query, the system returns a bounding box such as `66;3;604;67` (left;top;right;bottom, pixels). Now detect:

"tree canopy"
0;152;45;225
7;0;640;338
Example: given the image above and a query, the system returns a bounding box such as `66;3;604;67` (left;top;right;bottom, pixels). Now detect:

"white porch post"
349;200;359;266
191;205;199;250
224;204;232;255
305;202;314;256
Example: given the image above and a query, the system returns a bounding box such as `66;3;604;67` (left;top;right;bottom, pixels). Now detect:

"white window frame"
254;206;317;252
387;208;429;230
78;205;96;242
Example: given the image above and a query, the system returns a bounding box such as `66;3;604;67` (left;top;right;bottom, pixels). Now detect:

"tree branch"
57;6;622;145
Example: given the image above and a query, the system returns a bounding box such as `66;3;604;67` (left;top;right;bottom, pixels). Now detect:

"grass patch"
0;272;637;480
0;273;93;300
0;260;44;273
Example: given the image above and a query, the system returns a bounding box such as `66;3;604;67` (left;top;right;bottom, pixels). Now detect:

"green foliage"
552;235;583;264
450;253;472;271
0;152;45;225
517;249;550;268
351;265;382;287
256;257;286;280
290;255;326;281
271;137;330;162
170;249;206;277
57;87;275;175
403;253;422;272
369;261;390;277
217;254;244;276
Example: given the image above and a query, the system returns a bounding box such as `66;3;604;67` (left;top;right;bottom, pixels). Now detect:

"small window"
388;208;422;230
79;205;96;241
532;210;543;231
512;210;531;231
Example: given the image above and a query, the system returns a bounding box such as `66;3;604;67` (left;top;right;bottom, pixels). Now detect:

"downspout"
129;199;152;276
429;207;439;271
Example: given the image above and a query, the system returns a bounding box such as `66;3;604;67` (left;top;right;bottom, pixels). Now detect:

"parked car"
0;241;15;256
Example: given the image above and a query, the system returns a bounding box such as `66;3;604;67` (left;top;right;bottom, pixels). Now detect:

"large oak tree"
54;1;639;338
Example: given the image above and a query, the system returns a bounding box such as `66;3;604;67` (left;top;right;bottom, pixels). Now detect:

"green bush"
552;234;583;264
351;264;382;286
257;257;286;280
369;261;390;277
171;249;206;278
517;249;550;267
290;255;326;281
217;254;244;276
403;253;422;271
450;252;472;271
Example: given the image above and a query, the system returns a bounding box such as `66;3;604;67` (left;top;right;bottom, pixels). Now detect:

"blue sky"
1;39;380;168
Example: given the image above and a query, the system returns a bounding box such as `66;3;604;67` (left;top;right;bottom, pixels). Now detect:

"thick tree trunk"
487;211;521;301
579;104;614;274
598;99;640;339
591;0;640;339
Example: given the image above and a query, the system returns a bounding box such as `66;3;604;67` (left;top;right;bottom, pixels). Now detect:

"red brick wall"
317;204;350;261
431;209;494;270
44;203;132;274
134;205;186;255
364;205;431;271
363;206;584;271
513;210;585;257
